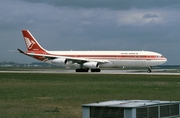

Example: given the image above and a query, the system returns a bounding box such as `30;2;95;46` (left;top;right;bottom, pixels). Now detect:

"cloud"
0;0;180;64
115;9;166;26
20;0;180;10
143;13;159;18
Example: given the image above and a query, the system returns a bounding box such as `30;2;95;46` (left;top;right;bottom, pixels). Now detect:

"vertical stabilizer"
22;30;46;52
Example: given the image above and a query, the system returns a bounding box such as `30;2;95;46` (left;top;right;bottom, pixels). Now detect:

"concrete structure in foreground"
82;100;180;118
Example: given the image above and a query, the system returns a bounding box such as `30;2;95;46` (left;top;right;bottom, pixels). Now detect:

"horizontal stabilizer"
17;49;25;54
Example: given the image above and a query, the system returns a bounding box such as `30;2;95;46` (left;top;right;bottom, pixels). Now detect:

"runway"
0;69;180;75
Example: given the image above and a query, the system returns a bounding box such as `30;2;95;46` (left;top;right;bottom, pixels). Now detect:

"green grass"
0;73;180;118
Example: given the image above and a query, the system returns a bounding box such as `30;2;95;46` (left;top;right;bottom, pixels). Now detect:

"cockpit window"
156;55;164;58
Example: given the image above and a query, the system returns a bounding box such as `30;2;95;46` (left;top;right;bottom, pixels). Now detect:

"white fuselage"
46;50;167;68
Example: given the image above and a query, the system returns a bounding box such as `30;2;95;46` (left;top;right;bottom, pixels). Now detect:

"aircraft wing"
18;49;110;64
65;57;109;64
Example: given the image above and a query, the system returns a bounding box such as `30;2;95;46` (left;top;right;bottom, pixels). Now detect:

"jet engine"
83;62;99;69
51;58;67;65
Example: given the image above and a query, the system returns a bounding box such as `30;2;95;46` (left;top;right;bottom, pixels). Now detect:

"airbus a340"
18;30;167;73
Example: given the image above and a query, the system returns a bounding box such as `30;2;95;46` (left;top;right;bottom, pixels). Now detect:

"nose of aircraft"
163;57;167;63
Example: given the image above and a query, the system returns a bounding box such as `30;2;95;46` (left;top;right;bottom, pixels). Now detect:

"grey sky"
0;0;180;65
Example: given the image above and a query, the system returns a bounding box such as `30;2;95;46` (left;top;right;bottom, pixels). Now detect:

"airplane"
18;30;167;73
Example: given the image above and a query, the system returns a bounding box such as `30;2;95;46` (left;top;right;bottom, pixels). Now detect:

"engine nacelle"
51;58;67;65
83;62;99;69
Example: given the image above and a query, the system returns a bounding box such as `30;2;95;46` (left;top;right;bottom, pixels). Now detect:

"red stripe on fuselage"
30;52;166;61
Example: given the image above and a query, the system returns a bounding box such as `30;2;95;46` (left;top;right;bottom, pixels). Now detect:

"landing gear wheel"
147;67;152;73
75;68;89;72
91;69;101;72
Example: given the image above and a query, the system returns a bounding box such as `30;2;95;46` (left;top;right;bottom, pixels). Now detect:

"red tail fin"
22;30;46;52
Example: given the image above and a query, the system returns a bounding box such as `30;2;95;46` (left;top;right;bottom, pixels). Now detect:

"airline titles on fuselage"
121;53;138;55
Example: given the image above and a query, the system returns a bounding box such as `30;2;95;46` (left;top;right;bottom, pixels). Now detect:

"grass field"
0;73;180;118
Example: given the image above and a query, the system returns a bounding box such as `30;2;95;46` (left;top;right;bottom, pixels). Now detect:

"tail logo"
24;37;35;49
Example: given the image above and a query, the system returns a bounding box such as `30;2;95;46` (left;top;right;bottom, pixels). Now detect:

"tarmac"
0;69;180;75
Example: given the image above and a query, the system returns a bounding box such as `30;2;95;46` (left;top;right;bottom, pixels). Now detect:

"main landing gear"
75;68;101;72
76;68;89;72
147;66;152;73
91;69;101;72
